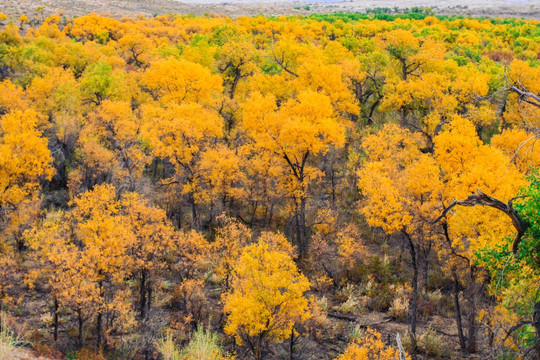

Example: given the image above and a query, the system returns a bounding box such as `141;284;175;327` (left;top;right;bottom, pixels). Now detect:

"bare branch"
510;134;540;164
508;85;540;108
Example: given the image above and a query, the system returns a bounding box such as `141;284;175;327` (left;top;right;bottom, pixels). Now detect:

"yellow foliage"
434;116;526;258
73;99;150;192
0;110;54;231
212;215;252;284
491;128;540;173
27;184;176;335
243;90;345;200
0;11;539;356
0;80;27;113
358;124;431;234
336;225;368;270
199;145;246;205
336;328;410;360
223;235;310;355
174;230;212;278
140;57;222;106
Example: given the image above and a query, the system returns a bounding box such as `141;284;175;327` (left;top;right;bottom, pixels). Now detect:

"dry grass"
0;313;29;360
157;325;226;360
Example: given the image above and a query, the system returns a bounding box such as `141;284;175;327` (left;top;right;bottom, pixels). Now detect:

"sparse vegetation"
0;313;28;360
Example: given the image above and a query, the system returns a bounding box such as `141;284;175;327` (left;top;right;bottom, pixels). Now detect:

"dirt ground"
1;0;540;20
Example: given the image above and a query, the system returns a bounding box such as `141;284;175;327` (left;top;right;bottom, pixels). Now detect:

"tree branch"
433;190;528;255
509;85;540;108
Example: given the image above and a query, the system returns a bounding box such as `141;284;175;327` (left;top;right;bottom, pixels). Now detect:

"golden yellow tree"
141;102;223;228
28;184;177;345
211;215;252;287
71;99;150;194
358;116;526;353
140;57;223;227
70;183;135;346
357;123;442;348
223;233;311;359
0;109;54;249
199;144;246;216
140;57;222;106
26;210;100;346
119;192;175;320
432;115;526;352
242;91;345;254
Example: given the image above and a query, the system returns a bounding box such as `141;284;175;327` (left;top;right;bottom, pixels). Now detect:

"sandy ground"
9;348;48;360
1;0;540;19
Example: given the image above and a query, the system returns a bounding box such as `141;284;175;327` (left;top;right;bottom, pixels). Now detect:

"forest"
0;9;539;360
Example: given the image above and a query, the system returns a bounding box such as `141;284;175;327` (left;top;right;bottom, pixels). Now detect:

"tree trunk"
265;201;274;228
53;297;58;342
400;106;407;126
96;280;103;347
330;165;336;207
97;312;102;346
289;327;294;360
422;242;431;289
140;270;147;320
249;201;258;227
403;232;418;358
467;267;478;353
453;275;466;351
400;57;408;81
422;258;429;290
251;341;261;360
293;195;308;257
190;193;198;230
300;195;307;255
295;200;302;255
78;309;84;348
147;283;152;318
230;68;241;100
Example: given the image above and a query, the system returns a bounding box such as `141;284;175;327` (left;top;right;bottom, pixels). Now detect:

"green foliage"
80;62;125;104
515;170;540;249
157;326;227;360
180;325;225;360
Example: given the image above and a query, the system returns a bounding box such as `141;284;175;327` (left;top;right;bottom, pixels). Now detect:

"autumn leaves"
0;10;539;359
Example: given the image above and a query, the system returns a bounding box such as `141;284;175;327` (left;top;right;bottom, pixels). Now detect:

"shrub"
389;284;410;322
306;296;334;341
180;325;226;360
419;289;446;319
0;313;28;360
74;348;107;360
389;296;409;322
157;325;231;360
334;285;366;316
156;331;181;360
172;279;207;323
336;327;410;360
418;327;450;358
368;284;394;312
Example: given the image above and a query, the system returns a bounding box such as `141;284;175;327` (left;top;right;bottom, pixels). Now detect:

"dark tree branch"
271;53;299;78
433;190;528;255
502;320;531;345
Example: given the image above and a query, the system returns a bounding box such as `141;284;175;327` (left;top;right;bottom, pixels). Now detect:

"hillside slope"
2;0;539;19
